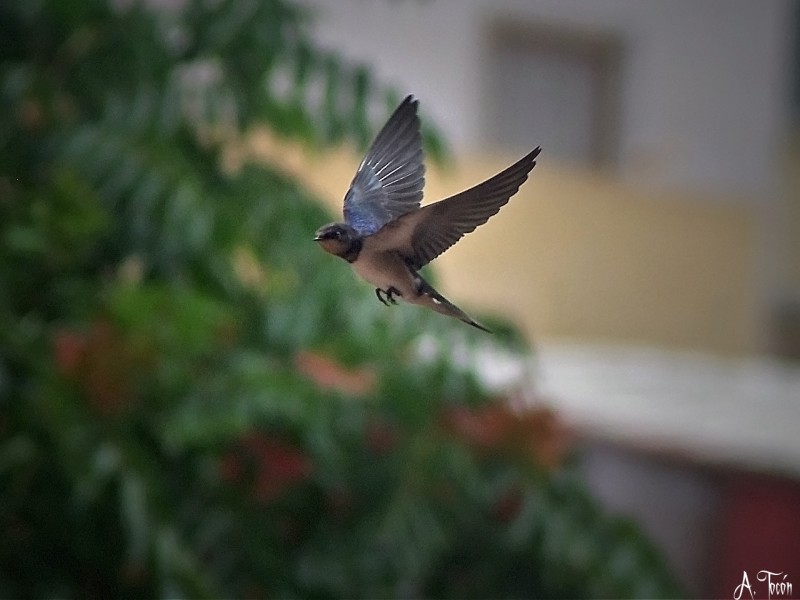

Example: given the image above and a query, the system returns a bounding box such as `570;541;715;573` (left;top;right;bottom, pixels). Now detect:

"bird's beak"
313;234;323;242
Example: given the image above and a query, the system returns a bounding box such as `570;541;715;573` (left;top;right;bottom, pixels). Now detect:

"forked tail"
415;277;491;333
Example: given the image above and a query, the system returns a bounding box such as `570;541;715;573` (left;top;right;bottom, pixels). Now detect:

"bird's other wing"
343;95;425;236
400;147;541;270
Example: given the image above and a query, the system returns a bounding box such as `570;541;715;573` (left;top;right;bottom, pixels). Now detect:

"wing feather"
402;147;541;269
343;96;425;236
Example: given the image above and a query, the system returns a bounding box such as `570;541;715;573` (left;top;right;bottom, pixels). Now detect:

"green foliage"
0;0;683;597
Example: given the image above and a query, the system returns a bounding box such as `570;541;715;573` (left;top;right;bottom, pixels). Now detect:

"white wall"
302;0;796;199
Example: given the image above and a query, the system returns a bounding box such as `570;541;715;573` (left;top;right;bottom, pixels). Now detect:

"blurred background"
295;1;800;597
1;0;798;598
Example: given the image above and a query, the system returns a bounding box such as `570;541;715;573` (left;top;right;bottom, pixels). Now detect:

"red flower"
294;350;376;396
441;400;570;470
442;404;513;450
220;433;313;505
54;330;88;378
53;320;139;417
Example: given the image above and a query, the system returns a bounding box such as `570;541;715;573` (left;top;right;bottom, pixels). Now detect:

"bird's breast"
353;250;417;296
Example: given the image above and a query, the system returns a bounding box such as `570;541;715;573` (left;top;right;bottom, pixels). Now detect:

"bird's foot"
375;287;401;306
386;286;400;305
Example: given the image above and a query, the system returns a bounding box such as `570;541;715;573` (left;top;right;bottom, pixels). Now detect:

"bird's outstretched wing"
401;147;541;270
343;95;425;236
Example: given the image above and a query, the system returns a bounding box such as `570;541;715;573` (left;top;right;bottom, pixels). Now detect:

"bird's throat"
342;238;363;263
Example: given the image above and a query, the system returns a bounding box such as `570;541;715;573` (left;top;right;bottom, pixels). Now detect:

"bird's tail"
415;278;491;333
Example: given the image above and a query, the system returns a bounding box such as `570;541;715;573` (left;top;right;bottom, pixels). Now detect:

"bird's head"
313;222;359;258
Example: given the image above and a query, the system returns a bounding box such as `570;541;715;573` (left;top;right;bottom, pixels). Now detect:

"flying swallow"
314;95;540;332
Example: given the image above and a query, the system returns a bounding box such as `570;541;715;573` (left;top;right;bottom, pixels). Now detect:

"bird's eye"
334;230;343;239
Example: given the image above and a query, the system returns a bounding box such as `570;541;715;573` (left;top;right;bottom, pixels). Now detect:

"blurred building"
289;1;800;596
301;0;798;355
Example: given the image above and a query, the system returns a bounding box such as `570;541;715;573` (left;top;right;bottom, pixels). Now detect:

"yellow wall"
787;140;800;292
247;133;760;355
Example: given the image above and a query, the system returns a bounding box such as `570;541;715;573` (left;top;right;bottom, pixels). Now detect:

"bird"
314;95;540;333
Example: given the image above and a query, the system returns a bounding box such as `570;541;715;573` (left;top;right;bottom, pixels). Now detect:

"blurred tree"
0;0;684;597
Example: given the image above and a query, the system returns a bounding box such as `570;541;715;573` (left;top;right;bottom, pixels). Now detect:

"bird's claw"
375;287;400;306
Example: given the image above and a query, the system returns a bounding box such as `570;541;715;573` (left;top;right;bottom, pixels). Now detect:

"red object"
53;321;138;416
717;473;800;599
54;330;88;377
441;402;569;469
220;433;313;504
294;350;375;396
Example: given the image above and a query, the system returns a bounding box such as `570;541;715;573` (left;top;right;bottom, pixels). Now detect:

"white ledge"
535;341;800;479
